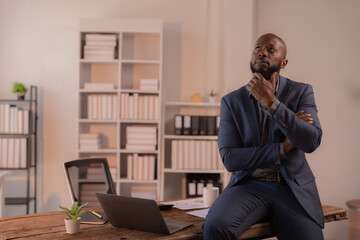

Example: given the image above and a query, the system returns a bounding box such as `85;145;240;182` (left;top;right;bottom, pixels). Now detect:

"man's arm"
247;72;322;153
218;97;281;172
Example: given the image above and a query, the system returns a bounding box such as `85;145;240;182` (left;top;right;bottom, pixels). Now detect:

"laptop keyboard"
167;224;180;232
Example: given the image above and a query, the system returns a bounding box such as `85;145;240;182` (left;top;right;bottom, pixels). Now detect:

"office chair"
64;158;116;206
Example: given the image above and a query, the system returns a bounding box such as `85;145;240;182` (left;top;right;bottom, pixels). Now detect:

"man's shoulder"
223;86;247;100
281;76;312;90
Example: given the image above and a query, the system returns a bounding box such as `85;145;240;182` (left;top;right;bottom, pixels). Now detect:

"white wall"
256;0;360;239
0;0;358;238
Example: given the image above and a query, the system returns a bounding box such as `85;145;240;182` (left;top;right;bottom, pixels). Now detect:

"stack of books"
0;138;27;168
139;79;158;90
79;133;102;151
87;167;117;181
126;153;156;180
0;104;30;134
83;34;117;60
171;140;223;170
87;94;117;120
120;93;159;120
80;184;106;207
125;125;157;151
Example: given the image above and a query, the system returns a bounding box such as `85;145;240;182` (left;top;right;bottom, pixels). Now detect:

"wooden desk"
0;205;348;240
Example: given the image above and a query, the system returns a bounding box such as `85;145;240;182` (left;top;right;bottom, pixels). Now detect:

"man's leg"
203;180;271;240
271;183;324;240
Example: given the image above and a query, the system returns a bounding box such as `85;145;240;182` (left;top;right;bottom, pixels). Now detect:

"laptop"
95;193;193;235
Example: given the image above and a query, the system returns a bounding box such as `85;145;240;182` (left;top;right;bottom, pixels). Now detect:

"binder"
207;116;217;135
183;115;191;135
216;116;220;135
191;116;200;135
199;116;207;135
174;115;183;135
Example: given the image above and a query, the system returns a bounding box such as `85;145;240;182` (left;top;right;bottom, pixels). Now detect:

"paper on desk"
187;208;209;219
161;197;206;210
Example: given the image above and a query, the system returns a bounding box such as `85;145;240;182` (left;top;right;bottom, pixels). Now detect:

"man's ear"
281;59;288;69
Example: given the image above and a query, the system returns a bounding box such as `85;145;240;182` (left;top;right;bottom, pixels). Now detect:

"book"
133;154;138;180
3;104;10;133
23;110;29;134
171;140;178;169
174;115;183;135
126;125;157;134
183;140;190;169
85;34;116;41
195;141;201;169
148;155;155;180
191;116;200;135
211;141;218;170
183;116;191;135
127;154;133;180
177;140;184;169
1;138;8;168
207;116;217;135
86;39;116;47
80;211;108;225
199;117;207;135
8;138;15;168
189;140;196;169
13;138;20;168
20;138;27;168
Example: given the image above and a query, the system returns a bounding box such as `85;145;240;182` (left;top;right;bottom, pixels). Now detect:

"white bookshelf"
78;19;163;200
160;101;230;200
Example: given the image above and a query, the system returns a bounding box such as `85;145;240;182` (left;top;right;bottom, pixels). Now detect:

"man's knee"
203;215;235;240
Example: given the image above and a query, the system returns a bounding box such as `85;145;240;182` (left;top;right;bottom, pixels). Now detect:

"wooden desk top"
0;205;347;240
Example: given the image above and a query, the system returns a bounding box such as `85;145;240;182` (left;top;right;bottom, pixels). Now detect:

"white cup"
203;186;219;207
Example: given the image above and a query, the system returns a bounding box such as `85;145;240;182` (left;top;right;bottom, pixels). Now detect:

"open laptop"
95;193;193;235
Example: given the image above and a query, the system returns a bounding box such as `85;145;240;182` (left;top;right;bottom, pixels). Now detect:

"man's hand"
283;110;314;153
246;72;277;109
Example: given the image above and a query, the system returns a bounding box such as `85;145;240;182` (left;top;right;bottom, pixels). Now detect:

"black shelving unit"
0;85;38;214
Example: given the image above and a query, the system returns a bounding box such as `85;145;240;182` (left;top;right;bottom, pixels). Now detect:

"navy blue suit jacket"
218;75;324;228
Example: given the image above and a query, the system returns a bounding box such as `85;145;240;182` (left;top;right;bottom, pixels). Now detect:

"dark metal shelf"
5;197;36;205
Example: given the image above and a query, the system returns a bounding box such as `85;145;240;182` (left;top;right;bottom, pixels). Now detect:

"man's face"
250;34;287;80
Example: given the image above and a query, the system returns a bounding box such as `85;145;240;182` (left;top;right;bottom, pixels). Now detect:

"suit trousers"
202;179;324;240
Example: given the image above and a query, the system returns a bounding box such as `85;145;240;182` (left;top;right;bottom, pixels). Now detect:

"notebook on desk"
95;193;193;235
80;211;108;225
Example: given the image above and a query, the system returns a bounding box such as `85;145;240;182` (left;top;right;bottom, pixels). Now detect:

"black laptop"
95;193;193;235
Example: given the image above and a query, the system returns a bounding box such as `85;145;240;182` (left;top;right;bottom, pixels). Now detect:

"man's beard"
250;61;282;80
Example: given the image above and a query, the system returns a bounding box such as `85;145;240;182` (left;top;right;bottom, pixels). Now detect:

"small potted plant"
209;90;217;103
12;82;27;100
59;201;88;234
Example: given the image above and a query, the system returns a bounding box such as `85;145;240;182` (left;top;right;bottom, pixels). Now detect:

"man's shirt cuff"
267;98;280;115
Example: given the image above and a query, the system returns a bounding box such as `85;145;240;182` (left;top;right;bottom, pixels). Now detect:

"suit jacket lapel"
241;90;261;145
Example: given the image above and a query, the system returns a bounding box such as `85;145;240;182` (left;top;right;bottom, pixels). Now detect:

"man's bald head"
250;33;288;80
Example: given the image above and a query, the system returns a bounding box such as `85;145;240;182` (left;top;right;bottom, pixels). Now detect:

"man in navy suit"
203;33;324;239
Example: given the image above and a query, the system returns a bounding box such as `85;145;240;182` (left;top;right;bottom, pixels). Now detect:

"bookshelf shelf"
79;89;118;93
77;19;163;202
80;59;120;64
0;86;38;214
121;60;160;64
163;169;225;174
120;89;160;94
119;179;158;184
78;149;117;153
161;100;229;201
164;135;218;140
119;149;159;154
165;101;221;107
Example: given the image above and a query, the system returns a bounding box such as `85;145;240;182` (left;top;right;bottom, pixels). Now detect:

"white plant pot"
208;96;216;103
64;218;81;234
